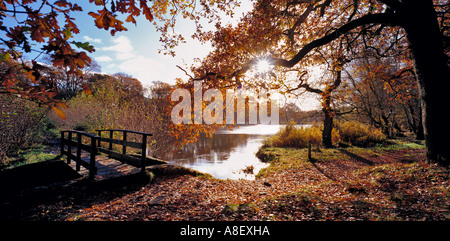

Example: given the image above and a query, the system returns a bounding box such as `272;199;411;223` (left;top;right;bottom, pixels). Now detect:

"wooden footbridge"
60;129;166;180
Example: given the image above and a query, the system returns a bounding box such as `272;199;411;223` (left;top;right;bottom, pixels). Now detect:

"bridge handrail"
60;130;98;180
60;130;100;139
95;129;151;172
60;129;153;180
96;129;152;136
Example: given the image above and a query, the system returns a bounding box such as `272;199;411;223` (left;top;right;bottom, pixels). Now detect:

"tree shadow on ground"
308;158;338;181
337;148;375;166
0;160;152;220
0;159;81;194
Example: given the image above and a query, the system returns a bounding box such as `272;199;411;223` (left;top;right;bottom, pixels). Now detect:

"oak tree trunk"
415;106;425;141
402;0;450;166
322;109;333;148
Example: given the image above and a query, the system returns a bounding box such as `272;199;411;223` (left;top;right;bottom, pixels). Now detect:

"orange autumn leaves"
1;0;156;119
1;0;93;119
1;0;239;120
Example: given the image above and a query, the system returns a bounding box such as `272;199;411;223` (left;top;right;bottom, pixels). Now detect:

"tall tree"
347;56;422;139
190;0;450;166
287;57;347;147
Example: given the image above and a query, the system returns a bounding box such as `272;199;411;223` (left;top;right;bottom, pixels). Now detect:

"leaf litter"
4;146;449;221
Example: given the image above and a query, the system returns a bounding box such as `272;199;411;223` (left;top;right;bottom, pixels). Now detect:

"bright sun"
255;59;273;74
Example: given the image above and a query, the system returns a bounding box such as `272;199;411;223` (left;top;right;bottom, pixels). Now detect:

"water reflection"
157;125;283;180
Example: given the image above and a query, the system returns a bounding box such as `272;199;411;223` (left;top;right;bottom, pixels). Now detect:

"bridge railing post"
89;136;97;181
60;131;64;160
67;132;72;164
76;133;82;171
122;131;127;157
97;130;102;148
109;130;113;153
141;134;147;172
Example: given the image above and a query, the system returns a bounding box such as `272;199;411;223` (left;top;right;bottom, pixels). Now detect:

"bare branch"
176;65;194;79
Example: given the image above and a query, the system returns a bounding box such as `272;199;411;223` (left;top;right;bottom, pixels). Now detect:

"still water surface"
157;125;284;180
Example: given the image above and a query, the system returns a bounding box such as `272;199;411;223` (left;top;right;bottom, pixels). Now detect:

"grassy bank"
252;139;449;220
3;145;57;170
256;139;426;178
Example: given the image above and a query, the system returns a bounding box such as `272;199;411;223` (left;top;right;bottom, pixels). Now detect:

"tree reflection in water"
156;125;283;180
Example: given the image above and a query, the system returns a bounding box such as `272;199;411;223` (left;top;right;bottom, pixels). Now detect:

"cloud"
83;35;102;43
97;35;190;86
101;35;134;60
116;55;171;86
95;56;113;62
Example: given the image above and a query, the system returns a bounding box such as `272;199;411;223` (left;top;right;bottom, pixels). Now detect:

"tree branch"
269;13;398;68
288;72;323;93
200;13;398;85
336;106;356;116
297;83;323;94
176;65;194;79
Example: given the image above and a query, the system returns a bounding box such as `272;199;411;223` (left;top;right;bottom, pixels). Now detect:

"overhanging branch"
269;13;398;68
197;12;399;86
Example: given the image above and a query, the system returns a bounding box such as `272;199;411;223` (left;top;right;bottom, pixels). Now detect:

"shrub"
0;95;48;167
73;122;90;132
335;120;386;147
264;121;386;149
264;123;322;148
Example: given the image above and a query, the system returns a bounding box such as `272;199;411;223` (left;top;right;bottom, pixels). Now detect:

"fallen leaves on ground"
5;145;449;221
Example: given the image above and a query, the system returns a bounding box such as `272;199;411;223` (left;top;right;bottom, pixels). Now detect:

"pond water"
157;125;285;180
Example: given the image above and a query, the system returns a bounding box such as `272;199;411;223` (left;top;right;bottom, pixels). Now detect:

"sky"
67;1;254;87
2;1;320;111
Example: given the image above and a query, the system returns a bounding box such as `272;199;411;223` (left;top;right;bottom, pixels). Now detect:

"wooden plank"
98;147;166;169
115;151;136;165
60;130;98;138
146;156;167;165
109;130;113;151
130;154;168;165
97;146;112;155
67;132;72;164
121;154;143;168
66;153;91;170
76;134;82;171
89;136;97;180
122;131;127;156
97;130;102;148
141;134;147;172
97;147;146;168
97;129;153;136
60;129;162;178
60;131;64;161
98;136;143;149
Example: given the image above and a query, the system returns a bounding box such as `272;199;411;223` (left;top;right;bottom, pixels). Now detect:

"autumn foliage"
0;0;92;118
186;0;450;165
0;0;237;118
